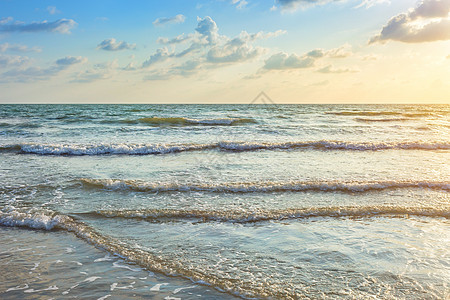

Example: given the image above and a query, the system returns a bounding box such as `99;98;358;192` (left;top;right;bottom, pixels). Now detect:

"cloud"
1;56;86;82
47;6;61;15
97;38;136;51
354;0;390;9
317;64;359;73
56;56;88;66
0;17;77;34
153;14;186;26
195;16;220;44
276;0;393;11
275;0;340;11
260;44;352;73
142;48;172;68
263;52;315;70
0;43;41;53
157;34;194;45
73;60;118;83
370;0;450;44
0;54;31;67
142;16;284;79
231;0;248;9
306;44;352;58
0;17;13;25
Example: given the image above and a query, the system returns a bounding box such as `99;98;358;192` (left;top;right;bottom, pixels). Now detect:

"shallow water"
1;104;449;299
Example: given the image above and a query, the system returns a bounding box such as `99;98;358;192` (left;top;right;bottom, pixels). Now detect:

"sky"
0;0;449;103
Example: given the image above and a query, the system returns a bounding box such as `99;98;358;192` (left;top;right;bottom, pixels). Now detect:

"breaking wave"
80;206;450;223
1;140;449;155
80;178;450;194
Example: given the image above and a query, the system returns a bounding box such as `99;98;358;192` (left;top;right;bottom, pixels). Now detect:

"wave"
3;140;449;155
80;179;450;194
1;206;448;299
0;122;41;129
1;143;214;155
356;118;412;123
328;111;441;118
0;208;300;298
80;206;450;223
119;117;257;126
327;111;403;116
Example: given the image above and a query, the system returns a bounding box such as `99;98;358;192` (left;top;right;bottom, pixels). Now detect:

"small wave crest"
2;140;449;156
8;143;213;155
327;111;439;118
0;209;71;230
120;117;257;126
355;118;412;123
80;206;450;223
80;179;450;194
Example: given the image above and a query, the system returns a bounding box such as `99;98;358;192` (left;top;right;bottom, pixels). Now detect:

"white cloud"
0;43;41;53
0;17;13;25
157;34;194;45
263;52;315;70
47;6;61;15
0;54;31;67
97;38;136;51
142;48;172;68
56;56;87;66
0;17;77;34
260;44;353;72
73;60;118;83
307;44;352;58
1;56;86;82
370;0;450;44
142;16;284;79
276;0;392;11
153;14;186;26
354;0;390;9
231;0;248;9
317;64;359;73
195;16;220;44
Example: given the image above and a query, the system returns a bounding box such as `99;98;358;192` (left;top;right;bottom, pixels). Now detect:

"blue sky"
0;0;449;103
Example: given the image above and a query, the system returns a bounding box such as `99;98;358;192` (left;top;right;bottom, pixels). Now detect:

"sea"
0;104;449;299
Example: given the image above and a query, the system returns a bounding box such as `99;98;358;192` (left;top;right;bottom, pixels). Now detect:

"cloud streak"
97;38;136;51
276;0;392;10
0;43;41;53
153;14;186;26
1;56;86;82
0;17;77;34
370;0;450;44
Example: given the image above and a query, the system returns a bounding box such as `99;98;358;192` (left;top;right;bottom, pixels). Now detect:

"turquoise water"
0;104;449;299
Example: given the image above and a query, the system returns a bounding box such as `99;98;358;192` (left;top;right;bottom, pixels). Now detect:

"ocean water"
0;104;449;299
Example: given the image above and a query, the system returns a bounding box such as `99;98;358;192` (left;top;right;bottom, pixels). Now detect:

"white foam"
6;284;29;292
3;140;449;156
94;254;114;262
110;282;135;291
150;283;169;291
82;178;450;194
0;210;66;230
24;285;58;293
112;261;142;272
18;143;211;156
173;285;196;294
